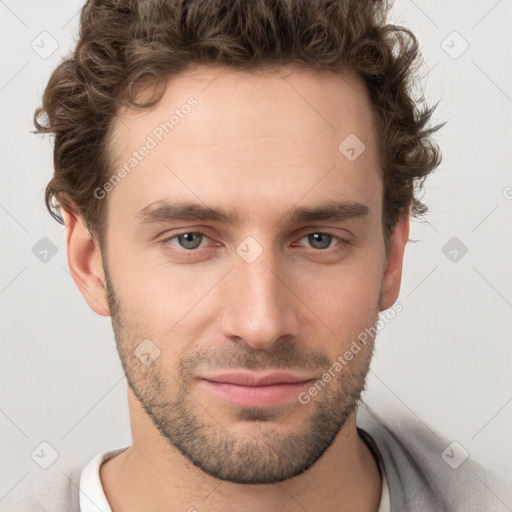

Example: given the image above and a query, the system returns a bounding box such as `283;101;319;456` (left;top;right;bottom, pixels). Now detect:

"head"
34;0;443;485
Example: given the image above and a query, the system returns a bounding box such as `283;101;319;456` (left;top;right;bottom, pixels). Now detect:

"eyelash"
160;230;350;257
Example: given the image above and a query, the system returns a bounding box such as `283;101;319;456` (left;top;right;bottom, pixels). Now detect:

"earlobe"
378;211;410;312
61;208;111;317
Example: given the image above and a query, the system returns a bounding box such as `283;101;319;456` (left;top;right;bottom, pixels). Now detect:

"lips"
197;371;315;407
198;370;312;386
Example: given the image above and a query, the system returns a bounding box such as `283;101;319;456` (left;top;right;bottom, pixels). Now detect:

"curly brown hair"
33;0;444;248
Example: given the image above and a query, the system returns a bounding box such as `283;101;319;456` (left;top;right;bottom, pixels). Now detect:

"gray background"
1;0;511;506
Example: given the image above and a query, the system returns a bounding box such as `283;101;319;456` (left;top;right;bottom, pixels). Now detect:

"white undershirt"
378;459;391;511
79;445;391;512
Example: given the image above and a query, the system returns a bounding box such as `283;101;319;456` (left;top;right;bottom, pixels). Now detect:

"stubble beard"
103;263;376;484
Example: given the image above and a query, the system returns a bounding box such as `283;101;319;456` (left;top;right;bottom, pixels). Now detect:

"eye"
295;231;348;252
163;231;211;252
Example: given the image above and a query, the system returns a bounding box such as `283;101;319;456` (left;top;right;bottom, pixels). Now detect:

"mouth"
197;371;315;408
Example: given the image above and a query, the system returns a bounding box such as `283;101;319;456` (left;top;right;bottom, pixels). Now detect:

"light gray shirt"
2;402;508;511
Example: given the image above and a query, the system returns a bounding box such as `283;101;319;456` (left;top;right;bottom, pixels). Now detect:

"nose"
219;244;301;350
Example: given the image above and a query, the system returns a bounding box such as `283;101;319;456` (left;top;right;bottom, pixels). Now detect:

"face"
87;65;405;484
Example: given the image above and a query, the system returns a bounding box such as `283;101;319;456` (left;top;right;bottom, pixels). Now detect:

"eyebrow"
134;199;370;226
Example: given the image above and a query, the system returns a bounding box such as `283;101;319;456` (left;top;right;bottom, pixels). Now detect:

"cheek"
112;255;223;341
292;251;384;342
305;273;381;334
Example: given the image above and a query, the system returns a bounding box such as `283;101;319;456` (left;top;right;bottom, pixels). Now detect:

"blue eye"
174;232;206;250
294;231;349;254
301;232;336;250
164;231;210;251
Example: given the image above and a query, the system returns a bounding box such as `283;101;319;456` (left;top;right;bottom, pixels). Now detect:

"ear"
61;208;110;317
378;210;410;312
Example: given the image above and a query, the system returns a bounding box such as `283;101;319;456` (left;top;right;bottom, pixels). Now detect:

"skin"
62;64;409;512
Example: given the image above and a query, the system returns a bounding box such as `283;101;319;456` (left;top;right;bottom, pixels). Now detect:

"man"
6;0;505;510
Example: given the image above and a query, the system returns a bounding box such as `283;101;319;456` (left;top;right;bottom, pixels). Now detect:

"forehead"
106;65;382;227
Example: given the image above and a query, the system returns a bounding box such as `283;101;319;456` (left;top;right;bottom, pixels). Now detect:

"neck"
100;390;381;512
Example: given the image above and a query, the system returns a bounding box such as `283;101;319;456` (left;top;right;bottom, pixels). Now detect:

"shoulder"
1;465;81;512
356;402;509;512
